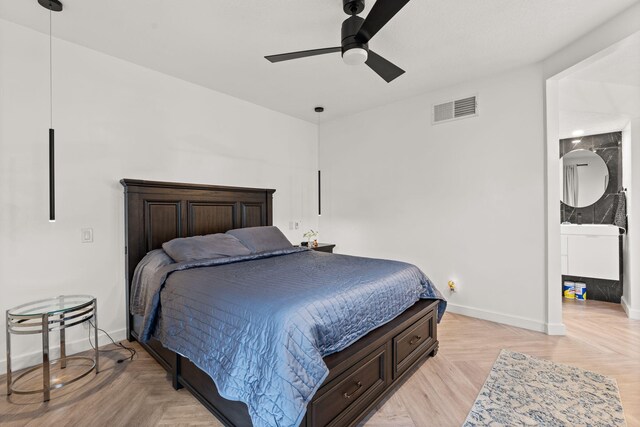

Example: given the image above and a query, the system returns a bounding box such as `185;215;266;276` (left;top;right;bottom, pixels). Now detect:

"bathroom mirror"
561;149;609;208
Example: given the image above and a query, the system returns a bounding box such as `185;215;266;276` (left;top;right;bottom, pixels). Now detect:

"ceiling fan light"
342;48;368;66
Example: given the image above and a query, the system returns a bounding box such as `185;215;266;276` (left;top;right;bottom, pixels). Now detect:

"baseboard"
0;328;127;375
446;303;547;333
545;322;566;335
621;296;640;320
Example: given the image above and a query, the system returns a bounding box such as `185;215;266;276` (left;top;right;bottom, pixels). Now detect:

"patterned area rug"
464;350;626;426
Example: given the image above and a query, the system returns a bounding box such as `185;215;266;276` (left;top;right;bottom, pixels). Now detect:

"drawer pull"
409;335;422;345
343;381;363;399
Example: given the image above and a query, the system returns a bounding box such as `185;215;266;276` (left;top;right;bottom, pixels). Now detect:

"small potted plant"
303;229;319;248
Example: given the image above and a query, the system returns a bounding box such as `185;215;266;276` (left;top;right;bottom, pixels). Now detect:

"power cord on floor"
88;320;137;364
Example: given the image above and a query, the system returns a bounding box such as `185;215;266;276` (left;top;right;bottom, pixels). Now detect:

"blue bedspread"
139;248;445;427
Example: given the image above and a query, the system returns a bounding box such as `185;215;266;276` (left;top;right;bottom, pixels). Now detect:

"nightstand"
6;295;99;401
301;242;336;253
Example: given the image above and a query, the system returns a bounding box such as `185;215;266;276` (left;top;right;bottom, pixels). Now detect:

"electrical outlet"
294;221;300;230
289;221;294;230
81;228;93;243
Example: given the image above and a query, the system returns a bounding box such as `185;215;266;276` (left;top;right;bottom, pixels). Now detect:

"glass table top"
8;295;94;317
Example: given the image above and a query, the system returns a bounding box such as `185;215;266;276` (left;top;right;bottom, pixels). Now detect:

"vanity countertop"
561;224;620;236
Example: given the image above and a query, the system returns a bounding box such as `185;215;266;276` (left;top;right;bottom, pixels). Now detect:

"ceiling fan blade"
356;0;410;43
365;50;405;82
265;47;342;63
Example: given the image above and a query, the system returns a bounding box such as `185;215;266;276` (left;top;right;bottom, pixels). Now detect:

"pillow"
162;233;250;262
226;226;292;253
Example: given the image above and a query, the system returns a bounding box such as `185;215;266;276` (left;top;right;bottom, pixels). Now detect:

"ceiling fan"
265;0;410;83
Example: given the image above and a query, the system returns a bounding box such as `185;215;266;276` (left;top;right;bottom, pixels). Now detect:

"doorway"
546;31;640;329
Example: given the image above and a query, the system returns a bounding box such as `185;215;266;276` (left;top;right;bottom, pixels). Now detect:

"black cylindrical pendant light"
318;170;321;216
49;128;55;221
39;0;62;221
314;106;324;217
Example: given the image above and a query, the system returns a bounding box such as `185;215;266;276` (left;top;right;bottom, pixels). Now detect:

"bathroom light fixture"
572;139;582;144
39;0;62;222
572;129;585;137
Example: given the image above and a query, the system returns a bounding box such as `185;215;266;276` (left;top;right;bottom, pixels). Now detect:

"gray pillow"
226;226;292;253
162;233;250;262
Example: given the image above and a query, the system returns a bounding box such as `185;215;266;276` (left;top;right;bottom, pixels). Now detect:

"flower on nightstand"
303;229;318;247
303;229;318;239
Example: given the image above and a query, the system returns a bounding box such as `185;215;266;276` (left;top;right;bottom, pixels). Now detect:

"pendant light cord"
49;9;53;128
45;1;59;223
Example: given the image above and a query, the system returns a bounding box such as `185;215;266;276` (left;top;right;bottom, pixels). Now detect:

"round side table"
6;295;99;401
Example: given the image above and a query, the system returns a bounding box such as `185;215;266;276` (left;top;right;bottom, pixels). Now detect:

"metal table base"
6;296;99;402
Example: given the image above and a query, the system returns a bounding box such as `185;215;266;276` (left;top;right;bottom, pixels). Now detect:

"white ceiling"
566;34;640;88
559;32;640;138
1;0;638;123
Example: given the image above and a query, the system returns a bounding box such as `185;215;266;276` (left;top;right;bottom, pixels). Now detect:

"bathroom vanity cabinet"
561;224;620;281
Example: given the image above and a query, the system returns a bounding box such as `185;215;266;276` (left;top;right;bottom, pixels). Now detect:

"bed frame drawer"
393;308;436;379
143;336;175;371
308;344;390;427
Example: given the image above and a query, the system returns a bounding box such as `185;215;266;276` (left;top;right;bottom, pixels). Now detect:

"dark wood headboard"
121;179;275;339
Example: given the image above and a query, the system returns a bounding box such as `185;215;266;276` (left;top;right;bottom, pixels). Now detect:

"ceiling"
1;0;638;123
566;34;640;88
559;32;640;138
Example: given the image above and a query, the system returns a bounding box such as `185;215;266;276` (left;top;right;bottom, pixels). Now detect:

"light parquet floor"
1;300;638;426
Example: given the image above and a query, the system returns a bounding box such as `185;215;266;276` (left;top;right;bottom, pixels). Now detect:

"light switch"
81;228;93;243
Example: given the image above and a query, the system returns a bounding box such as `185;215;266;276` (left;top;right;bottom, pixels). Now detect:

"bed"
121;179;445;427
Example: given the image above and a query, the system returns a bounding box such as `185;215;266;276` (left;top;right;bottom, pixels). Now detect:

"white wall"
622;119;640;319
622;123;633;315
0;19;318;373
319;65;548;331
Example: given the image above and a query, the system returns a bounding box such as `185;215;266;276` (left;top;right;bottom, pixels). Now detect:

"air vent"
432;95;478;124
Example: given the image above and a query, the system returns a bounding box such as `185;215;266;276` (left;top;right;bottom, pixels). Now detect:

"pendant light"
38;0;62;221
314;106;324;216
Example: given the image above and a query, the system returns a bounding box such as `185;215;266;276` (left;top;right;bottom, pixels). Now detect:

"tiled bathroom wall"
560;131;622;224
